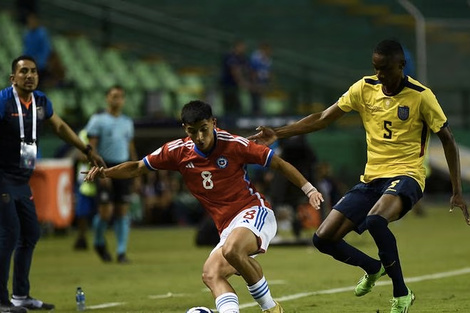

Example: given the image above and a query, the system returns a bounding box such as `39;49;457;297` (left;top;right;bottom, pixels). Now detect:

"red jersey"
143;129;274;233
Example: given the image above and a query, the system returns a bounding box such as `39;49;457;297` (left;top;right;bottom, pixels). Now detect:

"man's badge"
37;106;45;120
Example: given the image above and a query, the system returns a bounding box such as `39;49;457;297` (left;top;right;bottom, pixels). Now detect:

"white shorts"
211;206;277;255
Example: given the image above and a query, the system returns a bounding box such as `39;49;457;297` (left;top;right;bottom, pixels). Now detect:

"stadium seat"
154;61;181;91
179;72;205;95
0;12;22;58
79;90;105;119
45;88;79;124
0;48;10;79
45;89;67;117
134;60;162;91
53;36;95;90
103;49;138;90
123;90;144;118
73;37;116;90
176;91;199;118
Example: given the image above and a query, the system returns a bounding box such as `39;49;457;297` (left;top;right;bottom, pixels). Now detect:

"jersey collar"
384;76;407;97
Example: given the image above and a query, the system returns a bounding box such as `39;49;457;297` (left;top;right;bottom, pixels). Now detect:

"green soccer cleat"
390;288;415;313
354;265;386;297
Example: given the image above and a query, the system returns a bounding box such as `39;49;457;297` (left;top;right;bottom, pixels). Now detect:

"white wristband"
301;182;317;196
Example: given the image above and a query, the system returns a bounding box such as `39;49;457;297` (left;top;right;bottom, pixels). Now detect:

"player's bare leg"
202;227;280;312
202;248;239;313
202;248;238;297
222;227;262;284
225;227;280;312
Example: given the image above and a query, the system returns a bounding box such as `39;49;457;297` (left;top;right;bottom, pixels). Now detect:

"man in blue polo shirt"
0;55;104;312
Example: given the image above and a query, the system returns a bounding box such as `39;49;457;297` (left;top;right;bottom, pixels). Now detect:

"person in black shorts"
85;86;139;263
249;39;469;313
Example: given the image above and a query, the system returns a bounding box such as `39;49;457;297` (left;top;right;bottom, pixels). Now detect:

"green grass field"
24;202;470;313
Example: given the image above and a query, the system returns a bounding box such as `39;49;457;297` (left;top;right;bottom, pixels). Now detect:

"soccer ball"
186;307;213;313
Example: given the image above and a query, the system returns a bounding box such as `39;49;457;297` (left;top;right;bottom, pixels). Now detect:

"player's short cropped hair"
11;55;37;73
106;84;124;95
181;100;213;124
374;39;405;60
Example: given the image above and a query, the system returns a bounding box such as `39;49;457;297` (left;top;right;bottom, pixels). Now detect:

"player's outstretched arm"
247;103;345;146
47;114;106;167
436;126;470;225
84;160;148;182
269;155;324;209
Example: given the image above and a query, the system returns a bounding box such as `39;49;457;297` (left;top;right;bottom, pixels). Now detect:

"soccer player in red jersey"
85;100;324;313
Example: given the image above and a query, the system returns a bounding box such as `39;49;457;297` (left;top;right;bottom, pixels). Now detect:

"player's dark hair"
181;100;213;124
11;55;37;73
106;84;124;95
374;39;405;60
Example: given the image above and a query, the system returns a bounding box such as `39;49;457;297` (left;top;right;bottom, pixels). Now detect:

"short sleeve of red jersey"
143;139;183;171
240;139;274;167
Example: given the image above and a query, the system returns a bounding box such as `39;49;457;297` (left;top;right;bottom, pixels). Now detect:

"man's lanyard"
12;87;37;142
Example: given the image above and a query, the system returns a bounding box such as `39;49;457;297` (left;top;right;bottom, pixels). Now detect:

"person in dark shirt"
22;14;51;89
219;40;251;116
249;43;272;116
0;55;104;312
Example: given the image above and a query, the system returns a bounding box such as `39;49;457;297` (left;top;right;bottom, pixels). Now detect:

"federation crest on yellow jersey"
397;106;409;121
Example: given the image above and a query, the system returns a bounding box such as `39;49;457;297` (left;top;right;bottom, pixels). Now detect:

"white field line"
239;267;470;309
148;292;191;299
267;280;288;285
90;267;470;310
87;302;126;309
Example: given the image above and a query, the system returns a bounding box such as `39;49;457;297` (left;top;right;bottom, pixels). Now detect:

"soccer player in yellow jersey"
249;39;469;313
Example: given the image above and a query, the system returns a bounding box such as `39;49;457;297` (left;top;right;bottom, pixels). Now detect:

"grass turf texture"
23;203;470;312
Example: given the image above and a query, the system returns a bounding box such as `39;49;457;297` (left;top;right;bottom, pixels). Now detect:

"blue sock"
313;233;381;274
114;215;130;255
93;215;108;246
366;215;407;297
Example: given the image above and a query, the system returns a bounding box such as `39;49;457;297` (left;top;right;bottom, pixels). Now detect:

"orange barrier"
297;203;322;229
29;159;74;229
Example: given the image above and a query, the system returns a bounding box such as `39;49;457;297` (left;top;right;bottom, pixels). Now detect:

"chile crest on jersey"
216;156;228;169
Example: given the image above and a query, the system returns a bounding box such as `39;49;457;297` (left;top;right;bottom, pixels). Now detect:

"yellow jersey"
337;75;447;191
